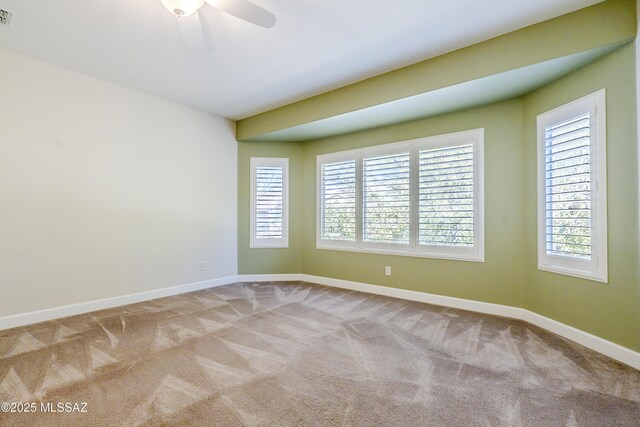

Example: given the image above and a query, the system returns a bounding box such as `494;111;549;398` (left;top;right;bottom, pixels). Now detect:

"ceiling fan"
159;0;276;48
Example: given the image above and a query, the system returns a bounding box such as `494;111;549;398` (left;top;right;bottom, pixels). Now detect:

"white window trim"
316;151;359;250
250;157;289;249
361;143;412;252
536;89;608;283
316;129;484;262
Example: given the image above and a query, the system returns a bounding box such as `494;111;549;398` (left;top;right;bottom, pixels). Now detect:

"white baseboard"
2;273;637;370
300;274;524;319
520;311;640;370
238;273;640;370
236;274;304;283
0;275;238;331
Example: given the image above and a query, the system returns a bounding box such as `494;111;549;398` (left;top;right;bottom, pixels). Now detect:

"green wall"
299;100;525;307
237;44;640;352
237;142;302;274
522;43;640;351
238;100;528;310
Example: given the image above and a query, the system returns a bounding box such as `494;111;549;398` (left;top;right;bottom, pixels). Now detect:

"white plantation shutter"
251;158;288;248
544;114;591;259
419;144;474;247
256;166;284;238
537;90;607;282
362;152;411;245
316;129;484;261
320;160;356;241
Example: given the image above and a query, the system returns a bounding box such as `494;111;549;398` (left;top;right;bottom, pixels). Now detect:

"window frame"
316;128;484;262
250;157;289;249
361;143;413;252
317;151;360;250
415;132;484;261
536;90;608;282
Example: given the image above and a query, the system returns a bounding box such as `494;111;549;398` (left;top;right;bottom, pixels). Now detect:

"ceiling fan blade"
204;0;276;28
177;11;204;48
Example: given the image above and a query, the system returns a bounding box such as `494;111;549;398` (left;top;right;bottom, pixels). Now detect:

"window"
363;151;411;246
250;157;288;248
537;90;607;282
319;157;356;243
418;142;482;259
317;129;484;261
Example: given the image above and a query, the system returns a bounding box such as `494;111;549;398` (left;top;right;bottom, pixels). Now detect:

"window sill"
537;263;608;283
316;244;484;263
250;241;289;249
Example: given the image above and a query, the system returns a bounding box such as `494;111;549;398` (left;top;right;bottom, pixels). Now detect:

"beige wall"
0;49;238;318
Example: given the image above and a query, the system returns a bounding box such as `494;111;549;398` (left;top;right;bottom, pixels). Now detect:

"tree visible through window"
317;129;484;261
320;160;356;241
255;165;284;239
543;113;592;259
251;157;289;248
363;152;411;244
419;144;474;247
537;90;607;282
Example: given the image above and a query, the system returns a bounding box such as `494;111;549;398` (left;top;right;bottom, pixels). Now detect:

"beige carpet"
0;281;638;426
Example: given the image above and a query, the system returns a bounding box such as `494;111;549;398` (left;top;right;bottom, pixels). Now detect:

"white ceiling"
0;0;602;120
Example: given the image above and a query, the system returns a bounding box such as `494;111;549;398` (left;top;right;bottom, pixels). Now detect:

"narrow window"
362;151;411;246
319;159;357;242
419;144;475;247
537;90;607;282
250;157;288;248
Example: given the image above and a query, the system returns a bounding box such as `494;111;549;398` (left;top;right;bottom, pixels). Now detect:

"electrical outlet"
385;266;391;276
200;262;208;271
0;9;14;27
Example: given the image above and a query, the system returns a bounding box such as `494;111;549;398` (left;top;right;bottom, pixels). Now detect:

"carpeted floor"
0;281;638;426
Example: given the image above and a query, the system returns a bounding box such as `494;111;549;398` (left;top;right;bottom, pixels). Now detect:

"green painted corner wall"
299;100;526;308
238;99;527;309
236;44;640;352
522;43;640;351
237;142;302;274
